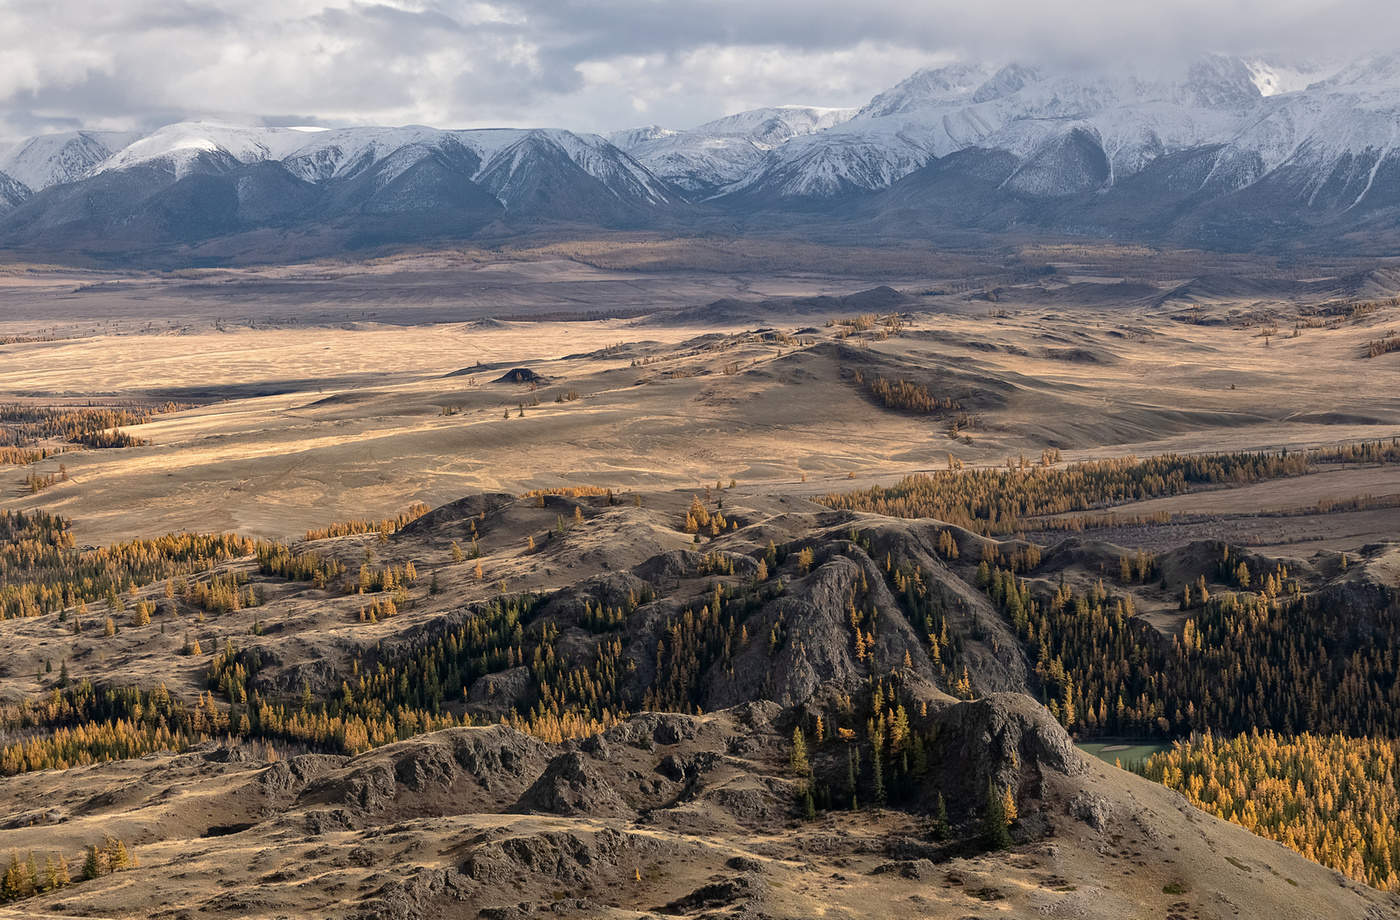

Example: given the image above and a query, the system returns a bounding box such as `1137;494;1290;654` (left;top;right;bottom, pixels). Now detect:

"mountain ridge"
5;53;1400;259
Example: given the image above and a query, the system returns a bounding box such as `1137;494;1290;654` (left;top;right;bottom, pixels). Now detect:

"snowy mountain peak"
93;122;313;177
5;52;1400;252
60;121;668;210
0;130;139;191
969;63;1043;104
1320;52;1400;90
606;125;677;149
279;126;452;182
612;105;857;195
858;63;994;118
1183;54;1263;108
1243;59;1335;97
728;52;1400;202
0;171;29;211
691;105;855;146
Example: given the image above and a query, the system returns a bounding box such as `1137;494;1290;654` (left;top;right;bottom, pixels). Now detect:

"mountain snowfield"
714;56;1355;200
0;123;670;202
82;123;674;205
607;105;856;195
2;52;1400;254
619;53;1400;211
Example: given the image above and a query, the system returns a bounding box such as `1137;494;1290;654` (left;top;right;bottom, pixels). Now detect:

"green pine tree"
931;792;949;840
81;846;101;881
982;778;1012;850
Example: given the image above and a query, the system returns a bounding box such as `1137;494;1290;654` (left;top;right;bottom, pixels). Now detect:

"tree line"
302;502;431;541
0;835;133;904
848;369;961;415
821;441;1400;534
980;548;1400;739
1141;731;1400;892
0;509;255;620
0;404;168;450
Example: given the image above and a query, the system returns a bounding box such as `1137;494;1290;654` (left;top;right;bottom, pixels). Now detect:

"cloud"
1;0;1397;143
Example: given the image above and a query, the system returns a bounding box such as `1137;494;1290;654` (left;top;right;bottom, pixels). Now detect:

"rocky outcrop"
662;873;768;914
463;827;689;887
493;368;547;384
395;491;515;537
512;751;632;818
468;665;532;708
297;724;553;823
921;692;1085;821
255;752;344;796
624;521;1031;712
854;518;1031;694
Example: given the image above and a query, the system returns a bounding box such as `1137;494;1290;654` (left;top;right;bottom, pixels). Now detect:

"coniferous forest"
0;443;1398;898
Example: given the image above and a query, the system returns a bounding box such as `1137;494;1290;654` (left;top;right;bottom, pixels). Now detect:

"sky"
1;0;1395;142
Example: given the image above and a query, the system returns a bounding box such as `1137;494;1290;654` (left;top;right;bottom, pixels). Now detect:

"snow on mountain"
0;171;29;212
567;132;678;205
1215;60;1400;205
93;123;317;177
728;57;1282;200
804;54;1398;208
1242;60;1334;98
74;121;674;213
726;63;1029;199
606;125;677;149
279;126;450;182
724;131;932;200
734;54;1382;202
5;52;1400;248
1318;53;1400;92
858;63;996;118
467;128;673;206
19;51;1393;216
613;106;856;195
0;130;139;190
979;62;1258;181
694;106;856;145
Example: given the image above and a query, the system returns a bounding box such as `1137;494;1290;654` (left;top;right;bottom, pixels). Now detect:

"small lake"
1076;740;1172;772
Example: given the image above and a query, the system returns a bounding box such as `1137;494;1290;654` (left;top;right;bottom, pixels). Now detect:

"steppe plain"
0;237;1398;920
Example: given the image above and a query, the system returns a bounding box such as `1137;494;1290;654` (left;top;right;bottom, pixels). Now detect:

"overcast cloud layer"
1;0;1396;142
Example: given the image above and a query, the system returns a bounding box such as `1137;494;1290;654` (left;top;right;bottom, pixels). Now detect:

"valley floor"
0;245;1397;918
2;247;1398;547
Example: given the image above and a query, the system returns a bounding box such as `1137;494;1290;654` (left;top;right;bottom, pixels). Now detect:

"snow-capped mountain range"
1;123;670;206
3;53;1400;257
607;105;856;196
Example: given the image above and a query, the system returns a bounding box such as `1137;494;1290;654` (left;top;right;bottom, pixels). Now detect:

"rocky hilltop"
0;486;1396;918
